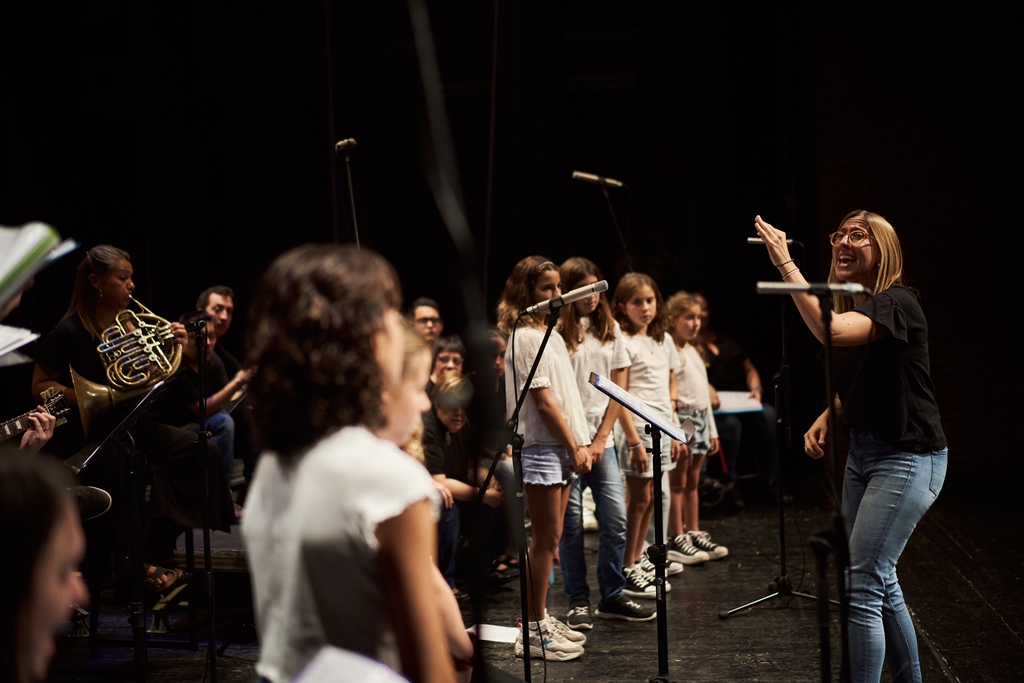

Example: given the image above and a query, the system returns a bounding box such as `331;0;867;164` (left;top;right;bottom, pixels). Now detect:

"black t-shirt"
833;285;946;453
34;314;107;388
215;343;242;377
33;313;138;449
705;335;750;391
149;354;230;427
422;408;470;482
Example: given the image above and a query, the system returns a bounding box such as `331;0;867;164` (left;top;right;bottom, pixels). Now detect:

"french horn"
71;296;182;438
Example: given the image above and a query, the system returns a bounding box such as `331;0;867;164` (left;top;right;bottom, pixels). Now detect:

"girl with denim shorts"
611;273;684;595
665;291;728;564
497;256;593;662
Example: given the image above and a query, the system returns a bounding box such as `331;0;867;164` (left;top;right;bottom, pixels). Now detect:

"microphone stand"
719;292;820;619
195;323;219;683
489;305;564;682
740;282;852;682
334;145;360;247
812;291;851;683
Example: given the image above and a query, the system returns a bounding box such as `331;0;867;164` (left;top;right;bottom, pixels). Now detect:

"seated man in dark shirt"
151;312;251;490
422;371;502;594
196;285;241;375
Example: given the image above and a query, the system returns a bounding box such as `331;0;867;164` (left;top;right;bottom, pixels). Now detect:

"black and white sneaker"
622;562;657;600
596;594;656;622
566;602;593;631
667;534;710;565
687;529;728;560
637;555;674;590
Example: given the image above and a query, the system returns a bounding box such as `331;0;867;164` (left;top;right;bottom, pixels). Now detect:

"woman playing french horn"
32;245;235;594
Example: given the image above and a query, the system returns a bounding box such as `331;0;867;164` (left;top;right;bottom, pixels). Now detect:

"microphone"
756;281;872;296
747;237;795;245
572;171;625;189
183;320;207;333
522;280;609;315
335;138;357;152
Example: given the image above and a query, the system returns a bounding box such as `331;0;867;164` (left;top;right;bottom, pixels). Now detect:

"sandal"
495;553;519;569
144;564;188;593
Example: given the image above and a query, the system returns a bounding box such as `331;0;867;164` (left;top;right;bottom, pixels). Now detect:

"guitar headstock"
39;387;70;427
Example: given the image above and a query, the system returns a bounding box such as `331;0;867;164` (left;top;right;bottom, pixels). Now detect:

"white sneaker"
667;534;711;565
515;620;584;661
546;614;587;645
687;529;728;560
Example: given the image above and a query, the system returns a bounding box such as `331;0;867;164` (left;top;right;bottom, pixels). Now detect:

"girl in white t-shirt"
555;257;654;623
497;256;593;662
612;273;683;590
665;291;728;563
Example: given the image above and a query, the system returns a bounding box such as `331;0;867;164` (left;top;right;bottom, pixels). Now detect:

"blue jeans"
714;403;778;484
185;410;235;481
843;429;947;683
559;446;627;603
437;503;461;588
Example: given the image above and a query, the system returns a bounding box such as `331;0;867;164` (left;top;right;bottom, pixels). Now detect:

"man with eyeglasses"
408;297;445;344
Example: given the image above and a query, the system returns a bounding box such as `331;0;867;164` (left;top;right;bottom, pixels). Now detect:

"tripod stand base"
718;574;827;619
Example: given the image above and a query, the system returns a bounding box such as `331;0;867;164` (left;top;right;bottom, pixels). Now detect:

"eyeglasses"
415;317;442;326
828;229;872;247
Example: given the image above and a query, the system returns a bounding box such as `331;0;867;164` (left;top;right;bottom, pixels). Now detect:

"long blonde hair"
828;210;905;314
664;291;708;364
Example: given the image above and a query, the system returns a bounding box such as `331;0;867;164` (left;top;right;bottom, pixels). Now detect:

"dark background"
2;1;1017;473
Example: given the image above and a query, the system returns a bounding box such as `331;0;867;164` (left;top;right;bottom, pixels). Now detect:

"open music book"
1;221;77;313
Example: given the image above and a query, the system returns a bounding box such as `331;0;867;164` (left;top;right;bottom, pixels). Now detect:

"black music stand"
588;373;694;683
65;374;217;683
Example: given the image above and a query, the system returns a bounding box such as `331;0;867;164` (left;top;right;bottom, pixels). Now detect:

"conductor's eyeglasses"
829;229;872;247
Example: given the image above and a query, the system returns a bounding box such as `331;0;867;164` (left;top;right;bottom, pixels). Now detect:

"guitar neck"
0;390;68;445
0;411;34;444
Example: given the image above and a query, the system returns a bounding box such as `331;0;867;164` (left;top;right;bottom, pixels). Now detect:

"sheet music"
713;390;763;414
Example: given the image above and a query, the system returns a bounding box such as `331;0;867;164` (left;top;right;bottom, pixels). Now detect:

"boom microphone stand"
193;322;219;683
748;281;861;683
719;292;819;619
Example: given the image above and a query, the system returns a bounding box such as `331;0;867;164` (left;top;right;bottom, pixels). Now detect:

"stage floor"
50;469;1023;682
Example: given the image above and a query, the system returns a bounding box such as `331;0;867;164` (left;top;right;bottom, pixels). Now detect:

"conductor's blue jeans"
843;429;947;683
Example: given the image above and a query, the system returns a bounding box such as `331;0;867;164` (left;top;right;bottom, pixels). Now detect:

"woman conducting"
754;211;947;683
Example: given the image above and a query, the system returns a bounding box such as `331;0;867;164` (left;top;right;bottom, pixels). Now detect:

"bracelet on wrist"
773;258;794;268
751;385;762;392
629;442;642;450
781;267;800;280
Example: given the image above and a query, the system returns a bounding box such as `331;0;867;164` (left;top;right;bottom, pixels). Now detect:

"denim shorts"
616;427;675;478
676;404;711;456
521;444;576;486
